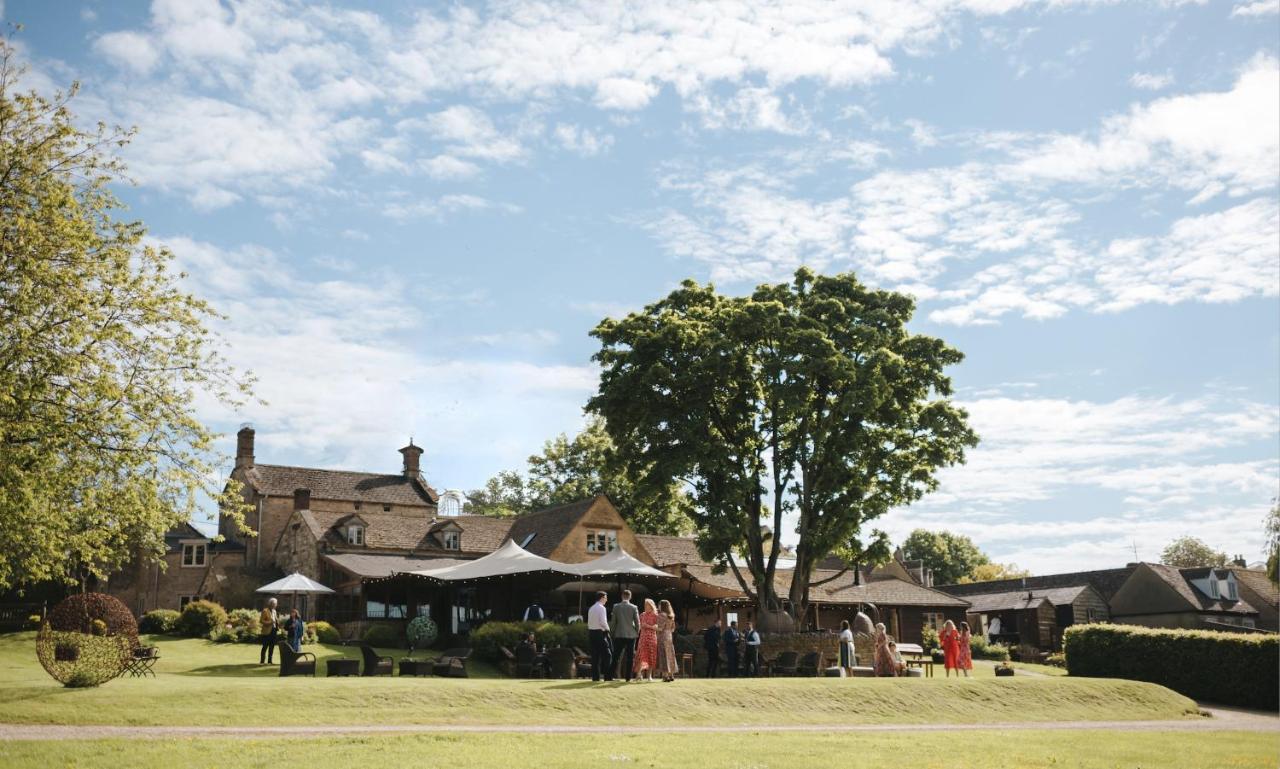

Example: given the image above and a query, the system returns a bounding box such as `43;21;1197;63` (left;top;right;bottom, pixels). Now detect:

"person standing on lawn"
610;589;640;681
656;599;678;682
838;619;856;675
723;620;741;677
873;622;897;677
703;618;721;678
743;621;762;677
258;598;279;665
940;620;962;677
633;598;660;681
957;621;974;677
286;608;304;653
587;591;613;682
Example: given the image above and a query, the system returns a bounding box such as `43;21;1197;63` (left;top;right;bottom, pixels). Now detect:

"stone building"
105;522;247;616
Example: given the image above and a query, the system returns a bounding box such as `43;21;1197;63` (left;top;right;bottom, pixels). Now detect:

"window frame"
585;529;618;553
443;530;461;551
347;526;365;546
922;612;944;631
181;542;207;568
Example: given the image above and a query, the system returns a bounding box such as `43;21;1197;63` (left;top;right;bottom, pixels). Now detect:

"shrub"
469;621;581;661
1064;624;1279;710
139;609;181;634
565;621;589;651
405;617;438;649
1045;652;1066;668
26;614;42;630
226;608;261;637
361;622;404;648
210;627;237;644
968;634;1010;661
310;620;340;644
176;600;227;638
920;626;939;653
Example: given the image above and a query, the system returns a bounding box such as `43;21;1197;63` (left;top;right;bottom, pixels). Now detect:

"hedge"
1063;623;1278;710
138;609;181;634
176;600;227;638
469;621;579;662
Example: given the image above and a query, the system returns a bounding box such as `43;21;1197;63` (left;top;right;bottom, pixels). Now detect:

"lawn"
1;731;1276;769
0;632;1201;728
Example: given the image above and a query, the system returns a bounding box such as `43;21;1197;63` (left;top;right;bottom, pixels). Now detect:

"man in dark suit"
723;620;741;677
610;589;640;681
703;618;721;678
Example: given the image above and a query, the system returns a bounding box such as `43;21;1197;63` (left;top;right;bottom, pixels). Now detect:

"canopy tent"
562;547;676;579
404;539;580;583
256;572;335;620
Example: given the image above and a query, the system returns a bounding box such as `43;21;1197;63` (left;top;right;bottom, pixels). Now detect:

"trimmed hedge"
361;622;404;648
469;621;577;662
176;601;227;638
139;609;181;634
968;634;1010;662
310;620;340;644
1064;623;1278;710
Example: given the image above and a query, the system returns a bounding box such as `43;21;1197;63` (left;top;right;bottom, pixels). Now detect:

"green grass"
0;632;1201;728
1012;660;1070;677
1;732;1275;769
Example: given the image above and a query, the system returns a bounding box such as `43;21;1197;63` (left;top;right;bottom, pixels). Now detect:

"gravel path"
0;710;1274;741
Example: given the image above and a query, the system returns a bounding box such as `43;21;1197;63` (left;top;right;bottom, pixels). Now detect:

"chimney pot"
293;488;310;511
235;425;255;470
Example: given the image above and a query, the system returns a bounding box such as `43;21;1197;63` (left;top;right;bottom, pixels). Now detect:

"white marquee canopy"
405;539;579;582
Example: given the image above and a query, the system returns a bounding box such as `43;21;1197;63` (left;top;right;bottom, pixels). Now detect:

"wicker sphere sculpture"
36;592;138;687
406;616;439;649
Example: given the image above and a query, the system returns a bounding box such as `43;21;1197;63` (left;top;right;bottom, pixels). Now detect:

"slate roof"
938;566;1137;601
300;510;512;555
1234;568;1279;609
636;534;704;567
246;463;439;506
1147;563;1257;615
680;564;970;607
504;497;600;557
964;591;1055;613
323;553;469;579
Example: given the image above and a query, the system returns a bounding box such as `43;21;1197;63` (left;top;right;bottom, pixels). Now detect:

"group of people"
587;590;679;682
701;617;763;677
836;617;974;677
256;597;306;665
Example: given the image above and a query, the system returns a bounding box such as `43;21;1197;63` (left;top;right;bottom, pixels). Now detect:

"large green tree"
1265;501;1279;583
900;529;992;586
1160;536;1229;568
0;41;252;590
466;418;694;534
589;269;977;621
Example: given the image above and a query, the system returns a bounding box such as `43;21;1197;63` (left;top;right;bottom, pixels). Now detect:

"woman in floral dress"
633;598;660;681
656;599;678;682
957;621;974;677
872;622;897;677
940;620;961;677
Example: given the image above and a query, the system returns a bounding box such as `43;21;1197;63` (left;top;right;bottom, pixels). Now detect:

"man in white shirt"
587;591;613;682
743;621;763;677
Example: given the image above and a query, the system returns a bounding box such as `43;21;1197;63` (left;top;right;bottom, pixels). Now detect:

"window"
347;526;364;545
354;502;361;511
383;504;391;512
586;530;618;553
1207;579;1220;599
519;532;537;548
181;543;207;567
1224;576;1238;600
922;612;944;631
1242;617;1256;628
179;595;200;609
443;531;460;551
1086;608;1100;623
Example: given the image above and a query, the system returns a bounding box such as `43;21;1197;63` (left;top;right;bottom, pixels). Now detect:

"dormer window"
347;525;365;546
1224;574;1238;600
181;543;207;567
1207;578;1220;599
443;531;460;551
586;530;617;553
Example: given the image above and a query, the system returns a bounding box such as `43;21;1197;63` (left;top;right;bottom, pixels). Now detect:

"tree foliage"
1265;501;1278;583
900;529;992;586
589;269;977;618
1160;536;1229;568
0;40;252;590
466;418;694;534
961;561;1032;584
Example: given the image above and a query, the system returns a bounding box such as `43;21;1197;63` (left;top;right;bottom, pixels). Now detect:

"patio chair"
277;642;316;677
498;645;517;677
797;651;822;677
433;648;472;678
770;651;799;676
515;643;538;678
359;643;394;677
546;647;576;679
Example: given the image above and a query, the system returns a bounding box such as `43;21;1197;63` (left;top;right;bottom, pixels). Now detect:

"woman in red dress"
957;621;973;677
939;620;961;677
633;598;660;681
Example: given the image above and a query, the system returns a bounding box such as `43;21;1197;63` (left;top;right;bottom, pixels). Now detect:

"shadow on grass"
178;663;279;677
539;680;627;690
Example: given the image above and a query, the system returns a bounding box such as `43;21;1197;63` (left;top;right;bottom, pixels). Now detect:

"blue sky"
5;0;1277;573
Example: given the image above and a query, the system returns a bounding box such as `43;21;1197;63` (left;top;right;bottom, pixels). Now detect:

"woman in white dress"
838;619;856;675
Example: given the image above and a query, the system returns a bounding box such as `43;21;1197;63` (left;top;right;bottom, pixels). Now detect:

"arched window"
439;490;465;517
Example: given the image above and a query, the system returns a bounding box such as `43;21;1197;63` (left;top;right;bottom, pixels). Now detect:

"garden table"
905;659;934;678
326;658;359;677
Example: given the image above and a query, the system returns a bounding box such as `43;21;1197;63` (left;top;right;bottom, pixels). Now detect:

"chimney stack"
399;439;423;478
236;425;255;470
293;488;310;511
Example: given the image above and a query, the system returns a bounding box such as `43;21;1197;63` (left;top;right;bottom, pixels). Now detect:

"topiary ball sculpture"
406;616;439;650
36;593;138;687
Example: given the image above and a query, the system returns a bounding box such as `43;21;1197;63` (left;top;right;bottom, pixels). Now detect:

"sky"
4;0;1277;574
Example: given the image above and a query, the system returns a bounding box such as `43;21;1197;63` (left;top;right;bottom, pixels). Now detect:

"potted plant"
994;662;1015;677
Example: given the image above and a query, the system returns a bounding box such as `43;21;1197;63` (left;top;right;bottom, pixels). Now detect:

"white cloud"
93;31;161;74
553;123;614;157
418;155;481;180
1129;71;1174;90
1231;0;1279;15
382;194;522;222
594;78;659;110
413;106;524;162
